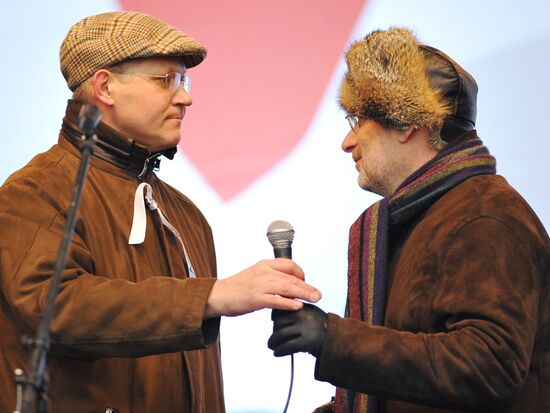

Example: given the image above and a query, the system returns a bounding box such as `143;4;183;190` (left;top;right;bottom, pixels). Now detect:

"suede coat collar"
60;99;177;181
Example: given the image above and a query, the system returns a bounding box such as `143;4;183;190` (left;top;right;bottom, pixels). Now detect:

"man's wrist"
204;279;222;319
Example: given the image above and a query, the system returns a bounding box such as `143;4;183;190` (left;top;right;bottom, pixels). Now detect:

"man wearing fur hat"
0;11;321;413
269;27;550;412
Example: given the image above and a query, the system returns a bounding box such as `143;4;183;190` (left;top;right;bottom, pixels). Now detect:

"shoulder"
0;145;80;229
433;175;545;233
3;144;75;191
0;144;76;207
422;174;549;258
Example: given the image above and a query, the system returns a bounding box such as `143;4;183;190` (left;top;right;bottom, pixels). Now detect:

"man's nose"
341;129;357;153
173;86;192;106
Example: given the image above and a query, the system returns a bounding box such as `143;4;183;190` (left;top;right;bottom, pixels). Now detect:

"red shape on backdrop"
118;0;366;200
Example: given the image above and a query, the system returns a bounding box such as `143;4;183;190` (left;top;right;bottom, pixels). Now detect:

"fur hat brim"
339;28;450;130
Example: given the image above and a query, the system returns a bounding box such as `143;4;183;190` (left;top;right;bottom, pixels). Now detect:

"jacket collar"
60;99;177;181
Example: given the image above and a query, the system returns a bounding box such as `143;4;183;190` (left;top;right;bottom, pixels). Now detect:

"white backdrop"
1;1;549;412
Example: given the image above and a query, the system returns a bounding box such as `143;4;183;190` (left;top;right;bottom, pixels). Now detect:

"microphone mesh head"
266;220;294;248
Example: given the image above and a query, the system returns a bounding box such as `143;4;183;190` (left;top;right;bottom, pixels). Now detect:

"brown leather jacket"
0;101;225;413
315;175;550;412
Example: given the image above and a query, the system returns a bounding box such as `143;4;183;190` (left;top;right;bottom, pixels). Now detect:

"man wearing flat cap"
0;11;321;413
269;27;550;413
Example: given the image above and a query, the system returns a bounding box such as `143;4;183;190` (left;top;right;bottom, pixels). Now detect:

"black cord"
282;354;294;413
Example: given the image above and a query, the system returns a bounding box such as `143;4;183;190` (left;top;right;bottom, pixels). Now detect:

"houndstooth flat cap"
60;11;207;91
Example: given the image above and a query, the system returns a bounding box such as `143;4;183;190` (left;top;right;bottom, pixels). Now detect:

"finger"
263;295;304;311
267;258;305;280
271;310;299;327
271;308;301;321
271;309;286;320
271;276;322;303
272;336;304;357
267;327;300;349
251;260;321;300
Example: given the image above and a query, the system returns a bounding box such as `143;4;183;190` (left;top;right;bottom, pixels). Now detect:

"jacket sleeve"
0;178;219;359
314;217;539;408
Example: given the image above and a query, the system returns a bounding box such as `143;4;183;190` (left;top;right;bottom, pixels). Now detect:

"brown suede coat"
315;175;550;412
0;104;225;413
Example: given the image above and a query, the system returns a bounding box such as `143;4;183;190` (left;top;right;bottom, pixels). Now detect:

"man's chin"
358;175;385;196
148;139;180;153
159;134;181;151
358;175;369;191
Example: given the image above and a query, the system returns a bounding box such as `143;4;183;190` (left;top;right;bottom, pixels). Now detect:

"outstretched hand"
268;303;328;357
205;259;321;318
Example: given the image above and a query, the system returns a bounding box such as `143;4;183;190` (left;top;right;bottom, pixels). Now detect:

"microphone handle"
271;243;294;413
273;246;291;259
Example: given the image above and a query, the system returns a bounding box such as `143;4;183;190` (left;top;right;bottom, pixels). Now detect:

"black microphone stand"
13;104;101;413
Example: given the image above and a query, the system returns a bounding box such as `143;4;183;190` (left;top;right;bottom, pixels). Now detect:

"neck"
388;128;438;195
61;99;176;181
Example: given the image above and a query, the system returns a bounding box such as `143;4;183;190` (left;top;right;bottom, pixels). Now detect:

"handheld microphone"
266;220;294;259
78;103;102;135
266;220;296;413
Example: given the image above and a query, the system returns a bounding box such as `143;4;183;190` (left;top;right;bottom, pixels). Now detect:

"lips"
168;107;185;121
166;112;183;121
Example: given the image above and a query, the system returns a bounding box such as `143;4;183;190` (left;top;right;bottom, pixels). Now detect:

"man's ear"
397;125;421;143
91;69;115;106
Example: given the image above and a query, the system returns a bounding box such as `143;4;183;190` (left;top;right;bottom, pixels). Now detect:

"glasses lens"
167;72;180;92
182;75;191;93
167;72;191;93
346;115;358;132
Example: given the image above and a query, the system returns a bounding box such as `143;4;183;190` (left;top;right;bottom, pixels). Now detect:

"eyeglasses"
345;114;364;133
111;71;191;93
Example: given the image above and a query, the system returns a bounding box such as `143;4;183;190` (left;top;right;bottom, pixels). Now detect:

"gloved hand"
268;303;327;357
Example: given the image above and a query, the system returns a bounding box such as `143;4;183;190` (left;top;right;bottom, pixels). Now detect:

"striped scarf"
334;137;496;413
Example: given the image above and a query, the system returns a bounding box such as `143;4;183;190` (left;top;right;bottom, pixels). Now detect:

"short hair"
72;78;93;103
428;127;447;150
71;58;150;103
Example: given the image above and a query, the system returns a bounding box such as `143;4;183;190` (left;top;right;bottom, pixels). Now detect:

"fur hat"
340;27;471;140
60;11;207;91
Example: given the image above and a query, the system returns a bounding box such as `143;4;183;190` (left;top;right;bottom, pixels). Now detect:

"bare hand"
204;259;321;318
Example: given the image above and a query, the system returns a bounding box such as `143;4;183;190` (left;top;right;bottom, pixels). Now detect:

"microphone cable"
282;354;294;413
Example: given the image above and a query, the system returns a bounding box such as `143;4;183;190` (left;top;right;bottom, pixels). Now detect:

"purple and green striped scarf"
335;137;497;413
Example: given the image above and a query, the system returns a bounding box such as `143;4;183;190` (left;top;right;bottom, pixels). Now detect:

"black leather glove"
268;303;327;357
